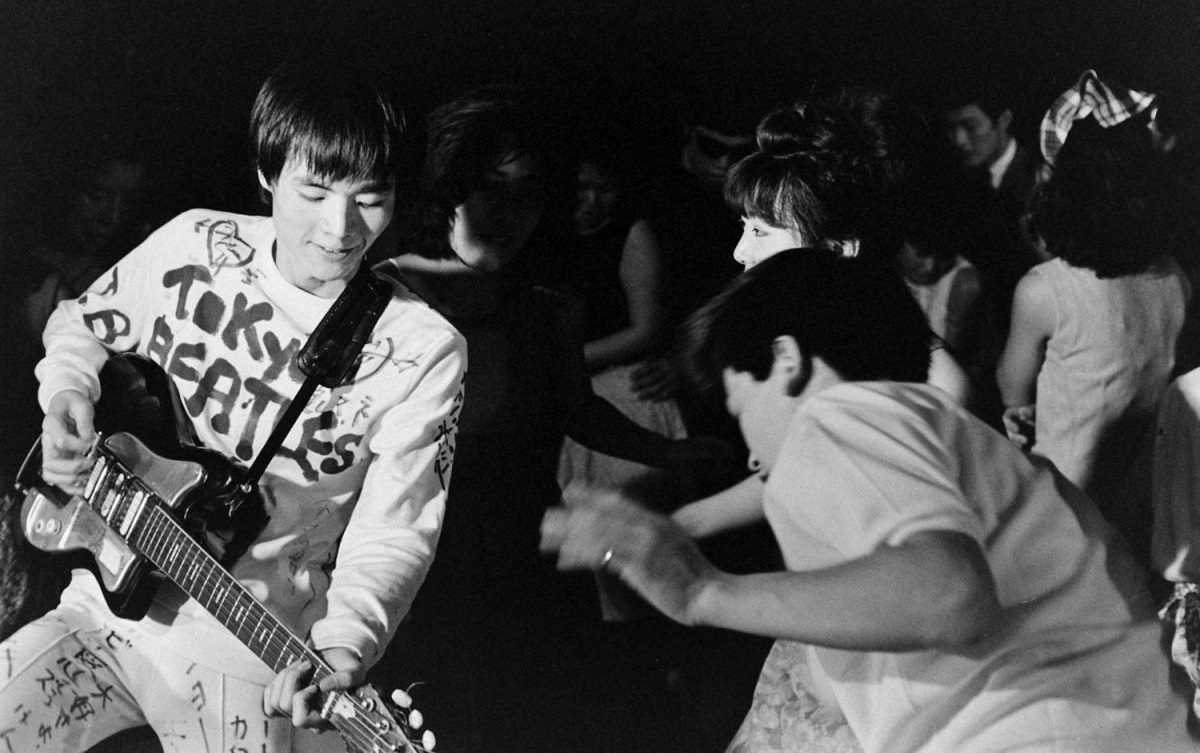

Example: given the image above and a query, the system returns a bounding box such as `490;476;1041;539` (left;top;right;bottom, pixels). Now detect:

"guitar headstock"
326;682;436;753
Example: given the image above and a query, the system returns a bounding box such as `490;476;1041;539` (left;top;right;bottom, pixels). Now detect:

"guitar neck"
124;486;415;752
130;505;326;679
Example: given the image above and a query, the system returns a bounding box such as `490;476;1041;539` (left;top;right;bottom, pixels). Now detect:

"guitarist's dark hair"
251;48;406;188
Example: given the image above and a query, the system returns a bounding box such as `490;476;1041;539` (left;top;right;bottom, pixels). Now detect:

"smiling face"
732;215;808;270
262;157;394;298
449;151;546;272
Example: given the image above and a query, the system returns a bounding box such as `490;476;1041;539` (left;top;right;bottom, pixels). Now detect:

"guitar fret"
134;509;163;560
184;557;202;589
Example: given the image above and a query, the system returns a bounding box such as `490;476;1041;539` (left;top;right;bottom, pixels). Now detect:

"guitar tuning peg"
408;708;424;729
391;688;413;708
421;729;436;751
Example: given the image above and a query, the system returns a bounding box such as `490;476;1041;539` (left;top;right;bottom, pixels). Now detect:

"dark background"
2;0;1199;212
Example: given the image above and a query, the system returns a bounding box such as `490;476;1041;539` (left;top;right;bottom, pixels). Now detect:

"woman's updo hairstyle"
724;87;927;251
723;105;831;244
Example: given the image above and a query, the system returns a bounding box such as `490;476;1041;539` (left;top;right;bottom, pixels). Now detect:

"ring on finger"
598;548;614;570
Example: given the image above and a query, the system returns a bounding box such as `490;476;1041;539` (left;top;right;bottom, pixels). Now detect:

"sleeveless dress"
556;214;689;619
1030;256;1189;529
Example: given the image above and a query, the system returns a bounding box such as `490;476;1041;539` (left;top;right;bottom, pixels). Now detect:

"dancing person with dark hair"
677;88;975;546
0;53;465;753
378;85;736;753
998;71;1190;564
558;130;691;562
542;250;1194;753
720;89;972;403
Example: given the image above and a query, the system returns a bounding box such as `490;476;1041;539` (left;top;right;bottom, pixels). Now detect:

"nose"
732;233;753;269
322;197;366;240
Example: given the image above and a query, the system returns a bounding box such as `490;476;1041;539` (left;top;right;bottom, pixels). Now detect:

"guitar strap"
227;267;394;512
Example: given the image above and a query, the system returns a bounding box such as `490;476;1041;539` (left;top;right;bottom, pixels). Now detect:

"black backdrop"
2;0;1199;212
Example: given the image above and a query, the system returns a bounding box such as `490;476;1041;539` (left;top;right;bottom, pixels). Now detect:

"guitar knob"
421;729;436;751
408;708;423;729
391;688;413;708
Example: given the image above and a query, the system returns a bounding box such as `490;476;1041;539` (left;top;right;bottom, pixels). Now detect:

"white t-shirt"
38;209;466;680
763;381;1190;752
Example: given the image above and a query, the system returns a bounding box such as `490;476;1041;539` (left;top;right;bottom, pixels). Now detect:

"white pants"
0;599;344;753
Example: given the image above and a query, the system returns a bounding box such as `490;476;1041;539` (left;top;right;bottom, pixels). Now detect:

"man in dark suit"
937;91;1047;343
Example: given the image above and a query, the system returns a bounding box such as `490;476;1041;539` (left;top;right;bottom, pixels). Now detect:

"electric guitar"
15;355;434;753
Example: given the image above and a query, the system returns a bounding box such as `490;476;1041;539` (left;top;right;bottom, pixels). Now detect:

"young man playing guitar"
0;54;465;752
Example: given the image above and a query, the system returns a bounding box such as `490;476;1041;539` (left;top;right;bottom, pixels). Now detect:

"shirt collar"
988;137;1017;189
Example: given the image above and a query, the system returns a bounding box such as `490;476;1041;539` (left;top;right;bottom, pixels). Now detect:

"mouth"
315;242;364;257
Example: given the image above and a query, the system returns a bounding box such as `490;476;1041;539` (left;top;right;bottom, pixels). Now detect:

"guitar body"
15;354;258;619
20;478;159;618
14;354;426;752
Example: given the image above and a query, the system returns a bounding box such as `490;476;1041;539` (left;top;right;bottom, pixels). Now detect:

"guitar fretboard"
85;448;326;680
138;506;319;674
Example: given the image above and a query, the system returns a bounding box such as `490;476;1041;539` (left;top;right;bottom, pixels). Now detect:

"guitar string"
89;453;397;750
136;505;402;752
118;476;416;752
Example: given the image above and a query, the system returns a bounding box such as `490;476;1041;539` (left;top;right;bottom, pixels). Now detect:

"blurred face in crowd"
896;240;941;285
65;158;147;255
944;104;1012;169
261;156;395;298
574;161;619;236
682;124;753;188
449;150;546;272
732;215;808;270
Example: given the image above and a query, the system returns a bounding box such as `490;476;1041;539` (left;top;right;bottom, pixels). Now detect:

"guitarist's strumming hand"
263;646;364;729
41;389;97;496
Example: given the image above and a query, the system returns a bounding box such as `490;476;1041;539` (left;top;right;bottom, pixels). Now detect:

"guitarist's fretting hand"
263;646;364;728
41;389;97;496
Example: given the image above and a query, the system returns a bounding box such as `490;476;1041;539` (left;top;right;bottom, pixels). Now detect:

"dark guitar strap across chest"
225;266;394;513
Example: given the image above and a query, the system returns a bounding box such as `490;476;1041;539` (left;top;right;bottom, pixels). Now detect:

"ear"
996;109;1013;134
257;169;273;194
772;336;810;396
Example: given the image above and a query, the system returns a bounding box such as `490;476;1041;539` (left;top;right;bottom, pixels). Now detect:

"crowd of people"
2;49;1200;753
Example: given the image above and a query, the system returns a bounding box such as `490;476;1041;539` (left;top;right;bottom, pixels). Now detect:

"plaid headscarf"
1039;69;1157;165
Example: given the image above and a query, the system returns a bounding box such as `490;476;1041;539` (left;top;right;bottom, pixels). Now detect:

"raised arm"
542;497;1000;653
672;474;765;538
